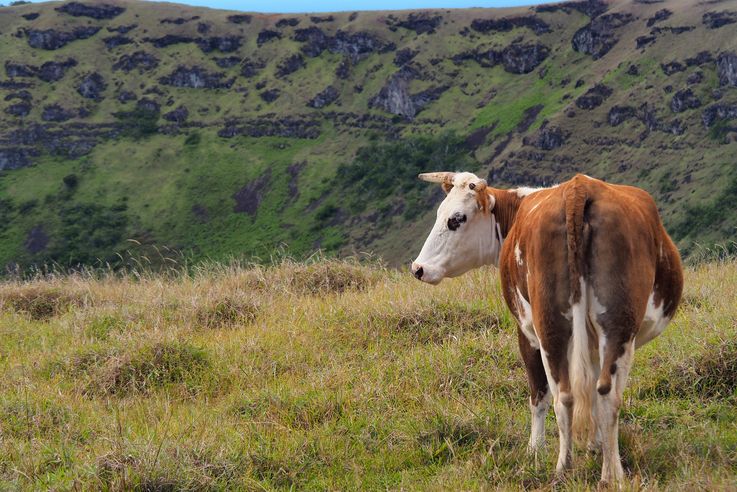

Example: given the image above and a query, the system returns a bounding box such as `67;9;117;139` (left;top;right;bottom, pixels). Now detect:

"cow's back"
500;174;682;340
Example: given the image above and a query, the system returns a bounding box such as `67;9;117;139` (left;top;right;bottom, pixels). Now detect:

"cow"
411;171;683;485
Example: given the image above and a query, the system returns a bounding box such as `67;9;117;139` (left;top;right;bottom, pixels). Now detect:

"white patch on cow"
568;278;596;464
515;243;523;266
636;291;669;348
514;184;559;198
536;342;572;474
526;193;549;217
514;186;545;197
590;290;607;317
597;339;634;483
528;390;552;453
516;288;539;350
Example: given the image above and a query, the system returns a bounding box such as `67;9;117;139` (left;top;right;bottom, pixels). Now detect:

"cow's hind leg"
596;336;636;485
536;335;573;476
518;328;550;455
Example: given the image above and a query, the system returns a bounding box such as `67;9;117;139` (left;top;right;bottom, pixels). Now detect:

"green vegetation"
0;258;735;489
334;132;478;219
673;173;737;254
114;107;160;140
1;0;737;271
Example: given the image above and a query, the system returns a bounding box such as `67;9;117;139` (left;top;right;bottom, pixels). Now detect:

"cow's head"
411;171;501;284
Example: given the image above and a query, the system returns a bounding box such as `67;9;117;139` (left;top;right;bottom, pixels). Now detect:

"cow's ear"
442;182;453;194
477;188;495;213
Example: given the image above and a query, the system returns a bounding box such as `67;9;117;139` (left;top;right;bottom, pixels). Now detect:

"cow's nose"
411;262;424;280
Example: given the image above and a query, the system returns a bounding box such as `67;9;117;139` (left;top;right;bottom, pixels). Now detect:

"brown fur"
490;174;683;456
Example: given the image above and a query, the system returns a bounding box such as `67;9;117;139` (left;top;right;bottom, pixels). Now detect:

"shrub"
359;300;502;344
268;258;385;296
62;174;78;190
645;337;737;399
115;107;159;140
194;295;259;329
59;341;211;397
0;285;87;320
184;132;201;146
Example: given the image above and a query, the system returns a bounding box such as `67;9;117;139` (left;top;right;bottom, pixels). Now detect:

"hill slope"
1;0;737;270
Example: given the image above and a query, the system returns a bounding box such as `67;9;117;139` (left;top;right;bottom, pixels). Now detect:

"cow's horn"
418;172;455;184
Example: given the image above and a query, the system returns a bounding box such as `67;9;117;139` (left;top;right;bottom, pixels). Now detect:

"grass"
1;257;736;490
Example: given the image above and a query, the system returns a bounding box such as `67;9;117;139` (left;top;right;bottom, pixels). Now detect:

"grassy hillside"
1;0;737;271
0;258;735;489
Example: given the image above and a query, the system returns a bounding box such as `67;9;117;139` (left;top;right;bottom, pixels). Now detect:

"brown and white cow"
411;172;683;484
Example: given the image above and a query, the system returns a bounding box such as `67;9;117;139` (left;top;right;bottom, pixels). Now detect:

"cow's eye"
447;213;467;231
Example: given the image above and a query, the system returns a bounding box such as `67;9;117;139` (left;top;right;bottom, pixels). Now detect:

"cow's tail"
564;179;595;440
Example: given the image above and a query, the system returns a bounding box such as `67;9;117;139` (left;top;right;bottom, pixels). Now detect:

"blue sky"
17;0;562;13
154;1;557;13
22;0;557;14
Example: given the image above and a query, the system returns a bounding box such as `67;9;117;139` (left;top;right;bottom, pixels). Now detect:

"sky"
21;0;558;14
153;1;558;13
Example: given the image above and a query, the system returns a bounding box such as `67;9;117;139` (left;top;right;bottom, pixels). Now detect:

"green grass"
0;258;736;489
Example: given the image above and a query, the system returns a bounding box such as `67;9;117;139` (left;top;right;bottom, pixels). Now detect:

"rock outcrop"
5;102;31;117
294;27;394;62
107;24;137;34
259;89;280;102
257;30;282;46
453;42;549;74
77;73;106;100
703;11;737;29
702;103;737;127
661;61;685;76
470;16;550;35
369;67;447;119
227;14;252;24
308;86;339;108
523;123;567;150
393;48;418;66
670;88;701;113
646;9;672;27
575;84;613;109
502;43;550;74
113;51;159;73
572;13;634;59
535;0;608;18
0;148;38;170
5;59;77;82
219;117;321;139
42;104;77;122
163;106;189;123
717;52;737;87
196;36;242;53
145;35;193;48
26;27;101;50
104;35;133;49
387;12;442;34
159;66;234;89
275;54;306;78
276;18;300;28
240;59;265;78
55;2;125;20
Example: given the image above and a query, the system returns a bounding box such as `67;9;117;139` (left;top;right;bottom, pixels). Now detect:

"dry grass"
0;283;90;320
0;257;736;490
